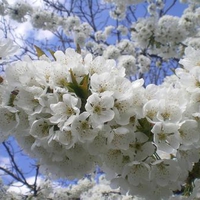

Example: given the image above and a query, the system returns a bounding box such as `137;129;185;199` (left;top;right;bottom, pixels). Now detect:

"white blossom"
85;93;115;126
50;94;80;129
0;38;19;62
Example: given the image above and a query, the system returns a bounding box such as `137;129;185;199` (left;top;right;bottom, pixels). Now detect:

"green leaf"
136;118;153;141
79;74;89;99
66;69;90;112
69;69;78;85
34;45;45;58
49;49;56;60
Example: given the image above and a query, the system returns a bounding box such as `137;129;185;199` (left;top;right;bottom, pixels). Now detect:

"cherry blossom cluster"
0;0;93;48
0;175;140;199
103;0;145;20
2;174;200;199
2;1;200;199
2;0;200;93
0;0;143;72
1;0;200;67
131;4;200;59
1;42;200;199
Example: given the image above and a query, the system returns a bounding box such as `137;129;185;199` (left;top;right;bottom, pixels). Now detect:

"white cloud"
5;0;55;44
34;29;55;40
0;156;10;168
7;176;43;195
0;156;10;174
13;20;33;38
10;20;54;41
0;156;11;180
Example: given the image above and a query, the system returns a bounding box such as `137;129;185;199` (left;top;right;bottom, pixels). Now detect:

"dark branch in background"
0;141;40;197
126;6;137;23
32;164;40;196
43;0;73;15
163;0;178;15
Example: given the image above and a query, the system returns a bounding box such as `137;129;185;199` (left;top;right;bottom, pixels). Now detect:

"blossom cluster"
2;174;200;199
104;0;145;20
0;0;93;48
2;0;200;67
0;175;140;200
131;5;200;59
1;44;200;199
104;0;200;21
0;0;144;76
2;0;200;199
3;0;200;99
0;0;137;62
